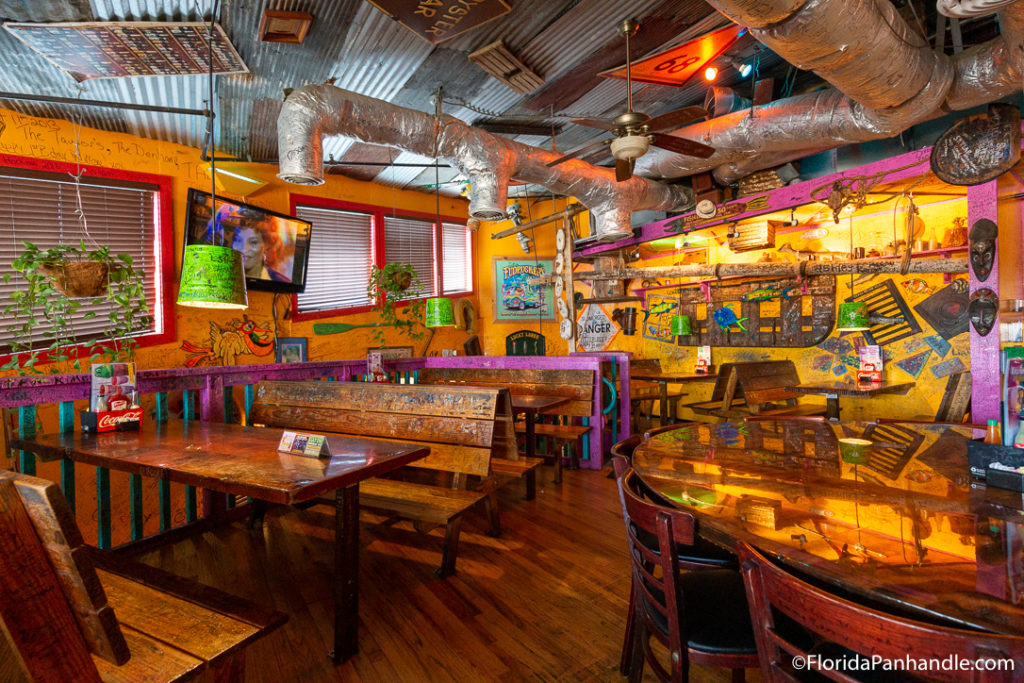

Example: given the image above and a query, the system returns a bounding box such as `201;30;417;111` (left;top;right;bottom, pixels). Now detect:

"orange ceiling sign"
600;24;744;88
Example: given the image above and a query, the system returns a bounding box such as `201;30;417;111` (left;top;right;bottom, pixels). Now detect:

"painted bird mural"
180;316;275;367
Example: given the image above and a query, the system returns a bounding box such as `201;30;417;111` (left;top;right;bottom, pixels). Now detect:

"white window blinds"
384;215;436;298
0;169;159;352
295;205;373;311
441;221;469;294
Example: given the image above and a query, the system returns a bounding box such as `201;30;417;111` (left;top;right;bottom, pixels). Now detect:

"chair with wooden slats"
0;470;286;682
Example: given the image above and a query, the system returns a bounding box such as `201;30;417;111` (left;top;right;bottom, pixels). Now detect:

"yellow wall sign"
600;24;743;88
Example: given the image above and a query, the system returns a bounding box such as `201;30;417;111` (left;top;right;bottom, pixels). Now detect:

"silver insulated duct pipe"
637;0;1024;181
277;85;693;242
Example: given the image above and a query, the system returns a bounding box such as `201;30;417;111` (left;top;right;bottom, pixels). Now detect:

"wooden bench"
417;367;595;487
0;470;286;682
250;380;516;577
686;361;826;420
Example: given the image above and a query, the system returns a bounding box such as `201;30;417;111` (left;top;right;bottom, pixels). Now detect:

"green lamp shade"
836;301;870;331
670;314;692;336
177;245;248;309
425;297;454;327
839;438;872;465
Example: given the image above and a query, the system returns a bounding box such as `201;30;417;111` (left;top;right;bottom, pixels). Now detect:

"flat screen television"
184;188;312;294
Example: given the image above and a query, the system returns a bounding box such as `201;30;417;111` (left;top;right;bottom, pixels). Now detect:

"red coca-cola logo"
97;409;143;430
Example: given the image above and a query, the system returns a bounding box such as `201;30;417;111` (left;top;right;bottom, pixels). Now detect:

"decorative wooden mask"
968;219;997;282
969;288;998;337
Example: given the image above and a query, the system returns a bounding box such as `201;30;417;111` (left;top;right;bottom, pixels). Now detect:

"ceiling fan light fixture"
704;66;719;81
610;135;649;162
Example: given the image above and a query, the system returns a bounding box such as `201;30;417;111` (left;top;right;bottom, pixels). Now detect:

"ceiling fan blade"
615;158;634;182
649;133;716;159
645;106;709;133
570;117;617;131
546;138;612;167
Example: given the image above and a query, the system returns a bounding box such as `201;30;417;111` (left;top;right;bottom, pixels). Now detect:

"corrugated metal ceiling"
0;0;784;196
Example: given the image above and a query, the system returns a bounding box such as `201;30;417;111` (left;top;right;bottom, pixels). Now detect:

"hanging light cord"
207;0;219;245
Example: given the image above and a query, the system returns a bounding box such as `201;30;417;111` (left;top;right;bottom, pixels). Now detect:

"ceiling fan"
547;18;715;182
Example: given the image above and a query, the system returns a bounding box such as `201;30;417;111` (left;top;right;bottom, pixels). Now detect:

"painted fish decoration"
743;284;796;302
901;278;933;295
801;228;829;241
712;307;748;331
642;301;675;324
906;469;934;483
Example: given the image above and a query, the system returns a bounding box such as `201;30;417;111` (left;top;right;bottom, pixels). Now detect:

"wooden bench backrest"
936;371;971;422
629;359;662;374
708;363;742;403
0;471;131;683
731;361;801;408
250;381;515;477
417;367;595;417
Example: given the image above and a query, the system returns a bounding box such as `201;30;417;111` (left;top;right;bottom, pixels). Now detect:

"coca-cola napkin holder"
81;408;143;433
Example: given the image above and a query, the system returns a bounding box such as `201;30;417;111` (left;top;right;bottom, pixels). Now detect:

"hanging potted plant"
2;240;151;374
368;263;425;344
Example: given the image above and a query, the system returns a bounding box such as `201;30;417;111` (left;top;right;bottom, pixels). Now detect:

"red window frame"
290;194;474;322
0;153;175;367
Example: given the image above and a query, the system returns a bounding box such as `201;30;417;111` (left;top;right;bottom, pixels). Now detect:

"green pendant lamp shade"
670;314;692;336
425;297;454;327
836;301;870;331
177;244;248;309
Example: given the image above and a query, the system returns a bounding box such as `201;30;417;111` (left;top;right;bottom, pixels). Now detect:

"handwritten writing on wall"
0;110;207;182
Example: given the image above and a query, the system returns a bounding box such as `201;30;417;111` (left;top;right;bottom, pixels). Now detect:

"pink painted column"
968;181;1000;423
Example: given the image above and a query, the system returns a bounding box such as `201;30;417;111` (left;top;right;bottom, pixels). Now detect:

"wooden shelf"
578;296;642;304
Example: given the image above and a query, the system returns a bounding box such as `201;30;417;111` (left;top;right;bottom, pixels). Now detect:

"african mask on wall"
969;288;998;337
968;218;997;282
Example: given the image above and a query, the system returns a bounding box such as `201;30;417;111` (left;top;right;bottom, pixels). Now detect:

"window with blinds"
295;206;373;311
0;168;161;353
383;215;437;299
441;221;470;294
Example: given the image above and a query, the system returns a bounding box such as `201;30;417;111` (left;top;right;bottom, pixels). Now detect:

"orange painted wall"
0;106;477;373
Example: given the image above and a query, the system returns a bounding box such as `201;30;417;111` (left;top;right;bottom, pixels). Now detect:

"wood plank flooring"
135;467;762;682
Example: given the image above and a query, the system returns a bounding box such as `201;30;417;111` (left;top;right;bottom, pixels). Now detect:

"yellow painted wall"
565;188;1010;422
0;106;476;372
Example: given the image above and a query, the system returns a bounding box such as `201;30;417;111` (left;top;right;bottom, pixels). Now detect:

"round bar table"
631;419;1024;636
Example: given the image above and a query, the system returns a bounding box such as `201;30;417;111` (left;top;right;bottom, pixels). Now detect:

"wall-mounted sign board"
364;0;511;45
4;22;249;81
599;24;742;87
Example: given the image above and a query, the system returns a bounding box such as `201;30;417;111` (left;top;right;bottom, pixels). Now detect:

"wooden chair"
629;359;686;430
0;470;286;682
615;465;757;682
743;415;825;423
737;542;1024;682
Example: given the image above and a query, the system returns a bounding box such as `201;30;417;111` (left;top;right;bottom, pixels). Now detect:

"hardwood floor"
135;466;762;682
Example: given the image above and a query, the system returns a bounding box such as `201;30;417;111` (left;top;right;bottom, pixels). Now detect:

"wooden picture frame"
276;337;308;363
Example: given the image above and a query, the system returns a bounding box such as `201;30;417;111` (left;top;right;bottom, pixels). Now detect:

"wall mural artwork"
641;294;679;344
180;316;274;366
663;275;836;348
493;258;554;322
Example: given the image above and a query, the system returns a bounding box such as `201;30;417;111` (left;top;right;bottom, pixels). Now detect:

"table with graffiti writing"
631;419;1024;635
14;418;428;663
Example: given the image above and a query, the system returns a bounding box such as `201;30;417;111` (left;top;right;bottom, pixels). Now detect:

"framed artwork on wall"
276;337;308;363
493;258;554;322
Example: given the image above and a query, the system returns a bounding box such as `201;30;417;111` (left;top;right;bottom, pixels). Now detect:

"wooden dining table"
511;394;570;460
785;379;915;420
13;418;430;664
630;418;1024;635
628;370;717;426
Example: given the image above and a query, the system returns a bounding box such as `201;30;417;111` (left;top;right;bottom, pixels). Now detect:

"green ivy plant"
2;241;152;375
368;262;425;344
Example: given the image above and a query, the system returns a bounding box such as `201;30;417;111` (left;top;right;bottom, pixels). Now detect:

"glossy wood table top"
631;419;1024;635
629;371;718;383
785;380;915;398
510;394;571;415
14;419;429;505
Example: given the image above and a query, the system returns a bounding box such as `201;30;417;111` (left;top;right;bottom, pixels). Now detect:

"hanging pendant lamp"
177;2;248;310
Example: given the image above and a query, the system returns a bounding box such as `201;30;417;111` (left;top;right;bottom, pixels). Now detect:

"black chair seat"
643;568;758;656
